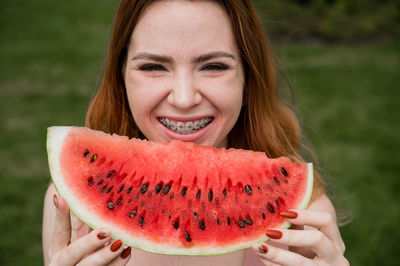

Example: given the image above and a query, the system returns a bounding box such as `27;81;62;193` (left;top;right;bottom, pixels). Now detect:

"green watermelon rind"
47;126;314;256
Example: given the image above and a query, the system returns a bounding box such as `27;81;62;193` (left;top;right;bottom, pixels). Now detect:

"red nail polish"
266;229;282;239
53;194;58;209
280;210;298;219
97;231;108;240
121;247;131;258
110;239;122;252
258;244;268;254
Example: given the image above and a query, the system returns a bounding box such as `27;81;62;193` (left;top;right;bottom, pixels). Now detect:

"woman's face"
124;0;244;148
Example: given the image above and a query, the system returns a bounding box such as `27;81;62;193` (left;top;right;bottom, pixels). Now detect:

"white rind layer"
47;126;314;256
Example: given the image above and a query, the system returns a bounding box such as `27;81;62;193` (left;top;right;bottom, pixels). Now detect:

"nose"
167;71;202;110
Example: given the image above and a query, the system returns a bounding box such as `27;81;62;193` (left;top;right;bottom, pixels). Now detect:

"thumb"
51;195;72;254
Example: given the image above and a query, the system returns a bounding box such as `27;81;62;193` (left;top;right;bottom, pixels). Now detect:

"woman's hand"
47;194;131;266
253;209;349;266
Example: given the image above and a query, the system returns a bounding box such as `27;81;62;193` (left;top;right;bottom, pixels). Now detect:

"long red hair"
85;0;324;196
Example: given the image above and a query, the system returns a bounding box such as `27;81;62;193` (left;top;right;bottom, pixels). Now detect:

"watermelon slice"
46;126;313;256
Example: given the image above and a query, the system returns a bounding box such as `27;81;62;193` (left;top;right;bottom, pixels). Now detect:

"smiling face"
124;0;244;148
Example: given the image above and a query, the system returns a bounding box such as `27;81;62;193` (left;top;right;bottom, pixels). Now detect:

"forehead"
129;0;237;55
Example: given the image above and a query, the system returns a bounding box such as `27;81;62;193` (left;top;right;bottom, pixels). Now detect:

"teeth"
186;122;194;130
169;120;177;130
177;122;184;130
159;117;213;134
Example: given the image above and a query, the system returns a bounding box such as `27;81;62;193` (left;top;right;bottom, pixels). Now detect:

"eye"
139;64;167;71
201;63;230;71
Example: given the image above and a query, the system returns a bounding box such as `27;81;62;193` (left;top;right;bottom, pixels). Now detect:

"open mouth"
158;117;213;135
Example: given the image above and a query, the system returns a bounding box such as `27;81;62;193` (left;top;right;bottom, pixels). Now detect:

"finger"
108;246;132;266
70;212;88;242
265;228;337;260
77;239;127;266
51;194;72;254
57;228;112;265
253;244;281;266
253;243;313;266
280;209;345;253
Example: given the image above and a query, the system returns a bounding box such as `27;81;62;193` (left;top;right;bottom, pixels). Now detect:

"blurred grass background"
0;0;399;265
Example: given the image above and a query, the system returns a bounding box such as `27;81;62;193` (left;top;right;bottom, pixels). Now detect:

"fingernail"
110;239;122;252
53;194;59;209
280;210;298;219
258;244;268;254
97;231;108;240
266;229;282;239
121;247;131;258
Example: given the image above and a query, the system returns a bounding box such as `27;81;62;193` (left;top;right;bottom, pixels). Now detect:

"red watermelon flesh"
47;126;313;255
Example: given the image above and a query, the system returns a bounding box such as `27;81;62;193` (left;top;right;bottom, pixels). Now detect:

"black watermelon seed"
281;167;288;177
126;187;133;194
261;210;266;219
217;218;220;225
98;180;103;185
196;189;201;199
227;216;231;225
84;149;90;157
90;154;97;163
129;210;137;218
267;204;275;213
274;177;280;185
140;184;149;194
172;221;179;229
116;197;122;206
107;170;115;178
168;214;171;219
199;220;206;230
244;218;253;225
139;217;144;227
163;185;171;195
275;199;280;206
107;200;114;210
185;232;192;242
238;219;246;228
208;190;213;201
88;178;94;186
118;185;124;193
193;211;198;217
215;198;220;206
106;187;113;193
181;187;187;197
223;188;227;197
155;183;162;194
245;185;252;195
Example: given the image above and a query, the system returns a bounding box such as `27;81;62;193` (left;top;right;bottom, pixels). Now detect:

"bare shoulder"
308;193;337;221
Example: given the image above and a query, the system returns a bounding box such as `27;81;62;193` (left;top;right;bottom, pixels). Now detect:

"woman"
43;0;348;265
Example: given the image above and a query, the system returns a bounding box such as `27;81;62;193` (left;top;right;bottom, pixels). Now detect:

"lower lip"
160;120;213;142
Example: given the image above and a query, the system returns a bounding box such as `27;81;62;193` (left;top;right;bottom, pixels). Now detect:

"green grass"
1;0;399;265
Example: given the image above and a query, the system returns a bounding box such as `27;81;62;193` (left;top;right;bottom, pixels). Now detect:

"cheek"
208;75;244;112
125;74;161;116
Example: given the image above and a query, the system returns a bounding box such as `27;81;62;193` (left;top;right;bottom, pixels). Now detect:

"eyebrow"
193;51;235;64
131;53;173;63
131;51;235;64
